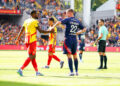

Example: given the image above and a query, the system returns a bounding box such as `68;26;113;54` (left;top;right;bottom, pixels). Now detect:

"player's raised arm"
36;26;54;33
52;21;62;29
15;26;25;45
52;16;65;29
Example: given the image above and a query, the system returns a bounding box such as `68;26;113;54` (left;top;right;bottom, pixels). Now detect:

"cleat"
103;66;107;69
60;61;64;68
69;73;74;76
42;65;49;69
36;72;44;76
97;66;103;70
76;72;79;76
17;69;23;76
80;60;83;63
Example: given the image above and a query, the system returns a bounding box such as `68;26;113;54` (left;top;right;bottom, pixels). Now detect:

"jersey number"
70;25;77;33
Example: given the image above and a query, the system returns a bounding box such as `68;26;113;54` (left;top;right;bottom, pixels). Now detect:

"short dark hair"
100;19;104;23
31;10;37;15
49;17;54;22
67;9;74;13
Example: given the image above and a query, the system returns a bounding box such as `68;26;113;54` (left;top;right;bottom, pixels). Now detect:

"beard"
35;16;38;19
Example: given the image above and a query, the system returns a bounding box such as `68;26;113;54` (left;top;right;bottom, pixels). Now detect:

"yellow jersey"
23;18;39;44
49;26;57;45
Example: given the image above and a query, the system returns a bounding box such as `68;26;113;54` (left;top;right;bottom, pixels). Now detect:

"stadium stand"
0;0;120;47
86;17;120;47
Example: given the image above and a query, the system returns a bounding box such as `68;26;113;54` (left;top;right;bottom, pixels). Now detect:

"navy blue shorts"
63;37;77;55
79;40;85;51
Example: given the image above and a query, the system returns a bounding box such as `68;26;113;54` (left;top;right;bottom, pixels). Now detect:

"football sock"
104;55;107;67
53;55;60;62
21;57;31;70
47;55;52;66
100;55;103;67
74;58;78;72
79;53;82;60
68;58;73;73
31;58;38;72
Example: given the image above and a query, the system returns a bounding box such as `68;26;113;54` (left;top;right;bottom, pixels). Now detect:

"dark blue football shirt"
61;17;84;39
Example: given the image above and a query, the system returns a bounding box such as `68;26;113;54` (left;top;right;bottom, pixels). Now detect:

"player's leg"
98;52;104;69
73;54;78;76
44;52;53;68
79;50;83;62
17;44;31;76
30;54;43;76
30;42;43;76
97;41;104;69
43;44;53;68
20;57;31;70
103;53;107;69
102;41;107;69
30;54;38;72
79;42;84;62
52;54;64;68
52;54;60;62
103;44;107;69
67;54;74;76
63;39;74;76
72;40;78;76
79;40;85;62
17;57;31;76
51;45;64;68
49;45;60;62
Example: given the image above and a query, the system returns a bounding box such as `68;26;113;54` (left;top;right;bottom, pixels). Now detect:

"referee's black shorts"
98;40;106;52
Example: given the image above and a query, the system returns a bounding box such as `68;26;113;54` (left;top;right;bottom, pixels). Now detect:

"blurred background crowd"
0;0;120;47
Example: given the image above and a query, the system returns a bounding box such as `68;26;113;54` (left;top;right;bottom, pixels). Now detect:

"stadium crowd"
0;18;120;47
0;20;49;45
0;0;120;47
86;18;120;47
0;0;66;45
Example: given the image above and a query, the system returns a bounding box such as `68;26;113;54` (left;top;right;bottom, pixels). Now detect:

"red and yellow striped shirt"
49;27;57;45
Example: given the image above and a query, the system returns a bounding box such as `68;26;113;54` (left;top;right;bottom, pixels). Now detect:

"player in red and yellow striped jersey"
43;18;64;69
15;10;54;76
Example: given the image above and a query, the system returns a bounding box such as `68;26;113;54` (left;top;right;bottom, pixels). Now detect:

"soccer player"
92;19;108;69
52;9;86;76
43;18;64;69
15;10;54;76
78;32;85;62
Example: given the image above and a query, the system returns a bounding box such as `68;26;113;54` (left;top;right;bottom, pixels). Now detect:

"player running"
52;9;86;76
15;10;54;76
43;17;64;69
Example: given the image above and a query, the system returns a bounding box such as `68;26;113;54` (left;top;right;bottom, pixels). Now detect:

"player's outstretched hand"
15;40;19;45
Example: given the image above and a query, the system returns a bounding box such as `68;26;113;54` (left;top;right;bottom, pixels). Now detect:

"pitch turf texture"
0;51;120;86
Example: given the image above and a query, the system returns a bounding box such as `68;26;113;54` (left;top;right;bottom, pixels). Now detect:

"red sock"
31;58;38;72
21;57;31;70
47;55;52;66
53;55;60;62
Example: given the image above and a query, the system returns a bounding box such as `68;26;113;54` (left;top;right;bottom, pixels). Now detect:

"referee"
93;19;108;69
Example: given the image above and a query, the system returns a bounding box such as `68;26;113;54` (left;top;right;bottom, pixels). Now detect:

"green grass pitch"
0;50;120;86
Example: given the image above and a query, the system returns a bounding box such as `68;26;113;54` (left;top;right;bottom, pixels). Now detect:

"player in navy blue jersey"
78;32;86;62
52;9;86;76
